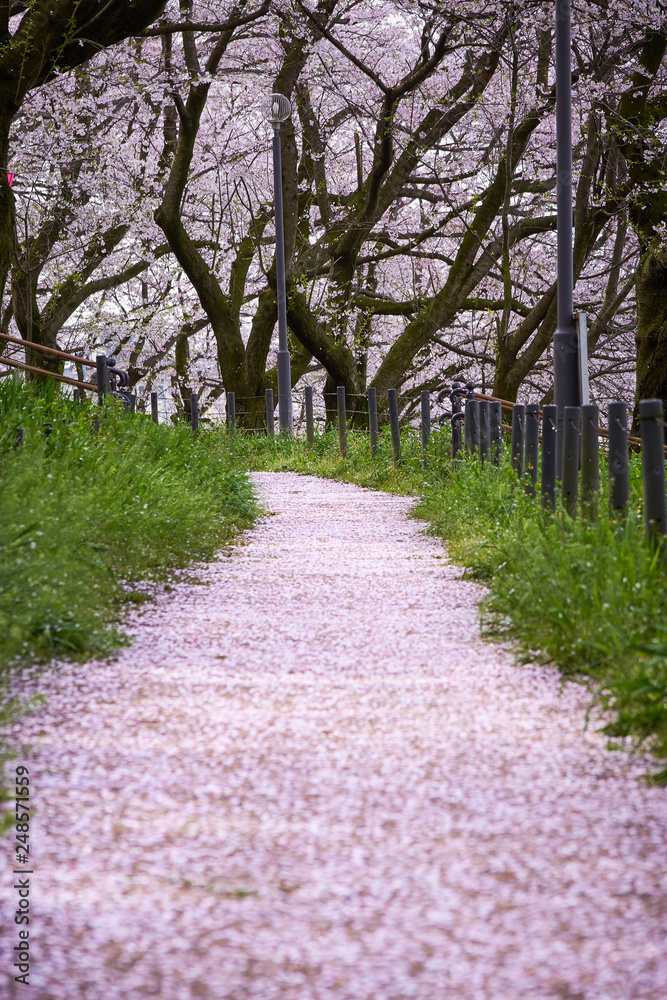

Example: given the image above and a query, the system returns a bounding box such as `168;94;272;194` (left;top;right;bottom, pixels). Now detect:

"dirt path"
2;471;667;1000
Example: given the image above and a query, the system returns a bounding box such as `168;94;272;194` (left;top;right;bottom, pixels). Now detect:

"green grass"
230;423;667;782
0;380;257;670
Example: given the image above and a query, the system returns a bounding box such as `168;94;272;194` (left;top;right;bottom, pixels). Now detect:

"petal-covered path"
2;472;667;1000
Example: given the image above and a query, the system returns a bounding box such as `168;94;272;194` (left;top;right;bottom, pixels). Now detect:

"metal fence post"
511;404;525;479
561;406;581;518
479;401;491;464
608;402;629;515
305;386;315;445
190;392;199;436
420;390;430;469
129;393;136;414
337;386;347;457
368;386;378;457
388;388;401;465
451;387;464;461
580;403;599;517
524;403;539;496
490;401;502;465
265;388;275;439
639;398;667;548
464;398;480;458
227;391;236;431
541;404;558;511
150;391;159;425
96;354;108;405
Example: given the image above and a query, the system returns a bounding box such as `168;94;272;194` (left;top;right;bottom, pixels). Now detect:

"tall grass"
0;380;257;670
231;423;667;782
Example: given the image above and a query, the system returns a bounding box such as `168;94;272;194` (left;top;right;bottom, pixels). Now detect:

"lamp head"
262;93;291;124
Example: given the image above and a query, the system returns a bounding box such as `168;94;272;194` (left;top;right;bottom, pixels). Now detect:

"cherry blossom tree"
0;0;172;320
2;0;665;422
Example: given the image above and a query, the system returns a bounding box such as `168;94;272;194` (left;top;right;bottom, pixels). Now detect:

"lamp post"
553;0;580;477
263;92;293;435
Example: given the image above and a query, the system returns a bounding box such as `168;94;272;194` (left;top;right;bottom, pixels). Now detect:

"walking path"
2;472;667;1000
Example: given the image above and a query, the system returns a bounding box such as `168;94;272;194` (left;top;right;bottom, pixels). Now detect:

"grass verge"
230;424;667;783
0;380;257;671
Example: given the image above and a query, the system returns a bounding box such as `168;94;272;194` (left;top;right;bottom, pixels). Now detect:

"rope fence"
3;343;666;547
223;382;667;550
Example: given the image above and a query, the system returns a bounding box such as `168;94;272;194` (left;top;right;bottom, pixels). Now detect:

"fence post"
511;404;525;479
305;386;315;445
96;355;108;404
227;391;236;431
129;393;136;414
608;402;629;516
420;390;430;469
562;406;581;518
388;388;401;465
337;386;347;457
639;398;667;548
479;401;490;464
580;403;599;517
265;388;275;440
541;404;558;511
73;388;80;404
451;387;464;461
490;401;502;465
524;403;539;496
368;386;379;457
464;398;480;458
150;391;159;425
190;392;199;436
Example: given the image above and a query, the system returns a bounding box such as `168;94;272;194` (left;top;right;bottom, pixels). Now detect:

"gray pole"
96;355;108;405
337;386;347;457
511;404;525;479
368;387;379;456
227;391;236;430
265;388;275;440
150;391;159;424
489;401;502;465
465;398;480;458
525;403;540;496
273;125;292;435
541;404;558;511
479;401;491;464
388;388;401;465
580;403;599;516
608;402;629;515
561;406;581;518
639;399;667;547
553;0;580;478
190;392;199;436
420;390;430;468
305;386;315;445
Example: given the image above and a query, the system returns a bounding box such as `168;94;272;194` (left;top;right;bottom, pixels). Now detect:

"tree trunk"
634;248;667;427
0;125;14;306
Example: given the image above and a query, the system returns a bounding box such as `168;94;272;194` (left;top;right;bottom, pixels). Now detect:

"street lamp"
553;0;581;476
262;92;293;435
